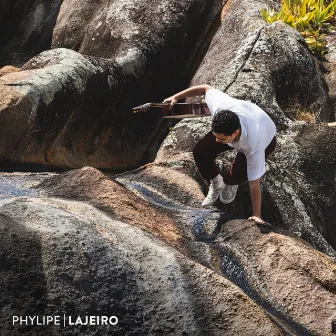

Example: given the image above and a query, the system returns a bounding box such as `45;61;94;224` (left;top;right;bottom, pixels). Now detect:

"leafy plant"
262;0;336;55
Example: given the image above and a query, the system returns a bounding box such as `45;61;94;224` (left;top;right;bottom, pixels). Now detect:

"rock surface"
32;166;336;335
214;219;336;335
51;0;224;113
0;0;336;335
0;48;173;170
0;0;224;170
324;33;336;122
0;66;21;77
0;0;62;66
0;168;284;336
189;0;331;127
154;118;336;258
52;0;221;84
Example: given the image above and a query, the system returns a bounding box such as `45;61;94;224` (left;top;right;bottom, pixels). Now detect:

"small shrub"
262;0;336;55
168;126;176;143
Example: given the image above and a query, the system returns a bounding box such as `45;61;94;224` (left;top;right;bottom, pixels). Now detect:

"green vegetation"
262;0;336;55
168;126;176;144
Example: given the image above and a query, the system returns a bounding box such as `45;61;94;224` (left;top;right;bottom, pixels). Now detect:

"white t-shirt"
205;88;276;181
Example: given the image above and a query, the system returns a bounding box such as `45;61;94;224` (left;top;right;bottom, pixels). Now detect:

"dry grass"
285;103;317;123
296;110;317;123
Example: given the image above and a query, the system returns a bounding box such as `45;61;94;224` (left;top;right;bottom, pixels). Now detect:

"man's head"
212;110;241;144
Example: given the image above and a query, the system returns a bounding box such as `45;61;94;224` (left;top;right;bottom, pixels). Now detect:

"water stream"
0;173;56;198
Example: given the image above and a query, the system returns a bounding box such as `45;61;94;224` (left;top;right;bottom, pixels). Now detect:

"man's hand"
248;216;269;225
248;179;269;224
162;85;212;109
162;96;178;109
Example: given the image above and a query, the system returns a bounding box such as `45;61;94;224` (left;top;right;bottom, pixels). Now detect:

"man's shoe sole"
220;186;238;204
202;196;220;207
219;194;236;204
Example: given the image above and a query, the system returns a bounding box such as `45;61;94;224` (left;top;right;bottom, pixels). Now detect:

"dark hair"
212;110;240;135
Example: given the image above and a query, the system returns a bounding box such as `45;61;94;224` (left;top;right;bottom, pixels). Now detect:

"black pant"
193;131;276;185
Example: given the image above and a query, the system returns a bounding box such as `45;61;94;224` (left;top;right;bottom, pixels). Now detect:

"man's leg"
193;131;232;206
223;152;248;185
221;136;277;202
193;131;231;180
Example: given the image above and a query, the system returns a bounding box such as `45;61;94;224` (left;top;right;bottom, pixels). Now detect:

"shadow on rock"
0;205;51;335
0;167;287;336
34;166;336;335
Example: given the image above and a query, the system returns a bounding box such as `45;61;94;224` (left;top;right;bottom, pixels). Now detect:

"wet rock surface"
0;168;284;336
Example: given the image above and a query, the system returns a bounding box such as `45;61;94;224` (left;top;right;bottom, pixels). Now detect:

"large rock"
153;118;336;258
0;48;174;170
52;0;223;99
0;168;283;336
0;49;106;169
189;0;331;127
0;0;63;66
37;166;336;335
0;0;224;170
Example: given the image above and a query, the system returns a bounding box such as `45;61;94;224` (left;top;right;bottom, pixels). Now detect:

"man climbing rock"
163;85;276;224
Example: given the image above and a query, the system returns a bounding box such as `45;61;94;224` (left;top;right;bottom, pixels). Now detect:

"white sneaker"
202;175;224;207
220;184;238;204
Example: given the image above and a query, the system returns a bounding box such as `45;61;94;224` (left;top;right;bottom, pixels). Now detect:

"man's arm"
248;178;266;224
163;84;213;107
